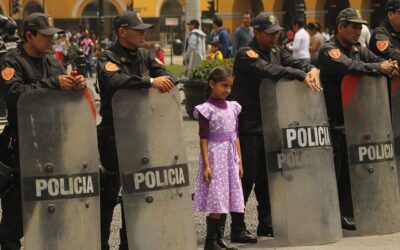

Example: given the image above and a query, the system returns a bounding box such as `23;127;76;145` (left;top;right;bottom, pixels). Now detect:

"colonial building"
0;0;389;43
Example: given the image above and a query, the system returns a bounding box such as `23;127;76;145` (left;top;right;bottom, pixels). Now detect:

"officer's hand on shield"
152;76;174;93
58;75;76;90
381;60;398;77
303;74;322;92
307;67;323;91
203;166;212;183
73;75;87;90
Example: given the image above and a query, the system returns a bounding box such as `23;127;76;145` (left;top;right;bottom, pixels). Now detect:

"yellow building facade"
0;0;388;41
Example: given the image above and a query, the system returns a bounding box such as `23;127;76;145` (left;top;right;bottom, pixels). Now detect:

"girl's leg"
205;213;223;250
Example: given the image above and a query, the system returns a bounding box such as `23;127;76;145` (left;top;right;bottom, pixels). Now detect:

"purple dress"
192;100;245;213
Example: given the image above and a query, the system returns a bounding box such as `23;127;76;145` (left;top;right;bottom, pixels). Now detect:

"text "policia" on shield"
122;164;189;193
283;125;331;149
349;141;394;164
22;173;99;201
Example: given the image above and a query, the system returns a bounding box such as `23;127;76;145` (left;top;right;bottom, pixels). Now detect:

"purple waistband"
209;132;237;142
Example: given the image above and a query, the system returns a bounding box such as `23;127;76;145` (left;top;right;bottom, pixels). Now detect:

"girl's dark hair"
205;66;232;98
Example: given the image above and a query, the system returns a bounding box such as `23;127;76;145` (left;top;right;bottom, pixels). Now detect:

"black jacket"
0;44;63;131
96;41;176;123
318;37;383;126
232;38;313;134
370;22;400;62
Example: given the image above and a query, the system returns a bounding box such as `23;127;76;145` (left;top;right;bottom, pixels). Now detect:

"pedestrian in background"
290;18;311;63
193;66;243;250
213;16;231;58
232;10;254;57
184;19;206;73
207;42;223;60
307;22;324;65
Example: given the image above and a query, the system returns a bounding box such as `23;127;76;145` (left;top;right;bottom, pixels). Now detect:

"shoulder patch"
328;49;341;59
376;40;389;52
104;61;119;72
155;58;164;65
1;67;15;81
246;50;259;58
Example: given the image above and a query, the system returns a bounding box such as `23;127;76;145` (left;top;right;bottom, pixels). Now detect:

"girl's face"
210;77;234;100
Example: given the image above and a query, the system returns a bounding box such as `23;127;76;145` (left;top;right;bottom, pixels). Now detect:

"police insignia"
269;15;276;24
137;13;143;22
328;49;341;59
1;67;15;81
48;17;54;27
356;9;362;18
155;58;164;65
104;62;119;72
377;40;389;52
246;50;259;58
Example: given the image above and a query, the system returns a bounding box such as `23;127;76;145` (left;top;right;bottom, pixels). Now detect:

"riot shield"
112;87;196;250
260;78;341;246
17;89;100;250
342;75;400;235
391;76;400;191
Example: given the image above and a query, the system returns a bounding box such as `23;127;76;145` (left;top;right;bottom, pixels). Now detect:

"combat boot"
205;216;223;250
216;214;238;250
257;207;274;237
230;212;257;243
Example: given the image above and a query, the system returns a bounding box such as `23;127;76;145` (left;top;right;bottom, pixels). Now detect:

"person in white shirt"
290;18;311;63
358;24;371;47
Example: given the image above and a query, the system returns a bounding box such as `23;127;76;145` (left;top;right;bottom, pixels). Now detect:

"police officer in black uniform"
230;12;321;243
317;8;397;231
0;13;86;249
0;14;19;120
96;11;176;250
370;0;400;63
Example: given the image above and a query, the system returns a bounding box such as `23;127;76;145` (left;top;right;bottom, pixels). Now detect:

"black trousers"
330;129;354;217
231;134;271;229
0;130;22;250
98;125;128;250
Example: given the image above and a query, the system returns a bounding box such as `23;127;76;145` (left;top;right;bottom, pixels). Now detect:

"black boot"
205;216;223;250
257;206;274;237
217;214;238;250
341;216;356;230
230;212;257;243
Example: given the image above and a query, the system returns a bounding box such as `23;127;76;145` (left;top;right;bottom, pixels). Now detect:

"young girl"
193;67;244;250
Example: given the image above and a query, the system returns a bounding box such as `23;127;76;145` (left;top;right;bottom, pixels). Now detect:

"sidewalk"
197;230;400;249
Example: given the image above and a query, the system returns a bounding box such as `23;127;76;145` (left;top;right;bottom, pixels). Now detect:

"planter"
183;79;207;119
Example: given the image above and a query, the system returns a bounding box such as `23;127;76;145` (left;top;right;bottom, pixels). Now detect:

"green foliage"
189;59;234;80
166;64;185;78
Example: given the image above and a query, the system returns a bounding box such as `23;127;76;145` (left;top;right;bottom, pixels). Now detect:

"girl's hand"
238;163;243;179
203;167;212;183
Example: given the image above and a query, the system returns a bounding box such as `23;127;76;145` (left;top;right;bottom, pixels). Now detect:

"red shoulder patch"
376;40;389;52
1;67;15;81
328;49;341;59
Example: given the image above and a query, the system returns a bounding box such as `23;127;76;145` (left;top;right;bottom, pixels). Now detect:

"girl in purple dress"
193;67;244;250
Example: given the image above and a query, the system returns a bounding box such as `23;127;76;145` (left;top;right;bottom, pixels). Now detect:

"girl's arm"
235;138;243;178
200;139;212;182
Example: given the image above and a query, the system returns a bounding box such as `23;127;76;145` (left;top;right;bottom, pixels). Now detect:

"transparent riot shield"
112;87;196;250
342;75;400;235
17;89;100;250
391;76;400;191
260;78;341;246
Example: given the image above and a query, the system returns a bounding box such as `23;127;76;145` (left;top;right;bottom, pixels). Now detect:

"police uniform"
370;1;400;62
230;13;314;243
317;8;384;229
0;13;63;250
96;11;176;250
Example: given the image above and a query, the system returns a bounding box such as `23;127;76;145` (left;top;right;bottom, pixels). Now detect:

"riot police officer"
317;8;397;231
96;11;176;250
230;12;321;243
0;14;19;122
0;13;86;249
370;0;400;62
